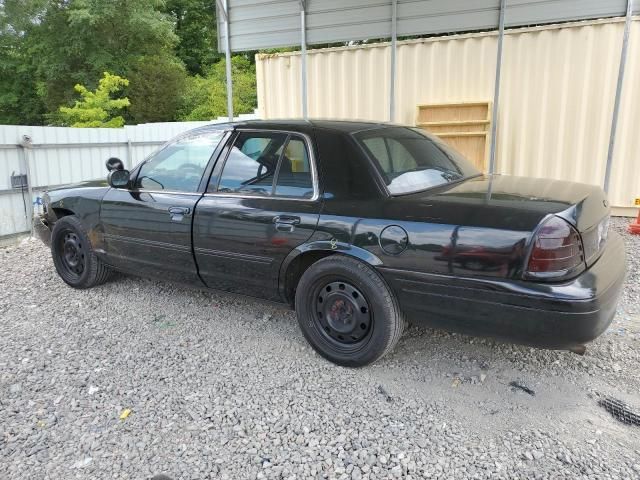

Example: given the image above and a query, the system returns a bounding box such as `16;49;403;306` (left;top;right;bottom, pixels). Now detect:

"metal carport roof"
214;0;636;189
217;0;635;52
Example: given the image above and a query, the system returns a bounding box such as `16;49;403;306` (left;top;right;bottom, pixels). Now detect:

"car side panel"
45;183;110;254
100;189;202;285
193;195;321;300
307;129;533;281
376;232;626;348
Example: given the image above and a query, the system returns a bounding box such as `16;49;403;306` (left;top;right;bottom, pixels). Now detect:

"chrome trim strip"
104;233;192;252
120;189;202;196
194;246;273;264
202;192;315;202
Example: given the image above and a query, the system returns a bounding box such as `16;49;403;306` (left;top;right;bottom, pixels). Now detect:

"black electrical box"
11;173;28;189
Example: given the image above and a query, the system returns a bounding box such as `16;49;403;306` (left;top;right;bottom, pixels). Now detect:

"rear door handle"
168;206;191;221
273;215;301;232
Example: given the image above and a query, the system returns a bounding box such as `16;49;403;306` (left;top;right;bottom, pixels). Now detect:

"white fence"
0;114;258;237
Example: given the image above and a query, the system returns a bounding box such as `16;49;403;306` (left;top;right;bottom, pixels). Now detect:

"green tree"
0;0;48;124
128;55;187;123
162;0;221;75
0;0;258;126
41;0;179;112
178;56;256;120
59;72;130;127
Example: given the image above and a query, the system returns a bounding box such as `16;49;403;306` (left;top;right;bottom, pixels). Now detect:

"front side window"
136;130;224;192
215;132;314;199
355;127;480;195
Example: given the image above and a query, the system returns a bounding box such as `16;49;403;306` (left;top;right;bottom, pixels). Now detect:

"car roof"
191;119;394;135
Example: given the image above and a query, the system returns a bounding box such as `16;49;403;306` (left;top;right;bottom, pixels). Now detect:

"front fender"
46;186;110;251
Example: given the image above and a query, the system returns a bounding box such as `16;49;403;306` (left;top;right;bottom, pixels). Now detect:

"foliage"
162;0;221;75
128;56;187;124
0;0;48;124
58;72;130;127
178;56;256;121
0;0;256;126
38;0;179;113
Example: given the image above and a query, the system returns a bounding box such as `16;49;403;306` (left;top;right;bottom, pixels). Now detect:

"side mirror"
107;169;131;189
106;157;125;172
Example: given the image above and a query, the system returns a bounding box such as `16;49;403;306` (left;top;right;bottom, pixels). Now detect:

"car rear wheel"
295;255;404;367
51;215;111;289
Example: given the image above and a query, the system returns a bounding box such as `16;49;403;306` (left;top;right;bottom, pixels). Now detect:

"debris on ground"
509;381;536;396
377;384;393;402
598;397;640;426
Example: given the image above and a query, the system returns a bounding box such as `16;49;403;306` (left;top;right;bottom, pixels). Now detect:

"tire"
50;215;111;289
295;255;404;367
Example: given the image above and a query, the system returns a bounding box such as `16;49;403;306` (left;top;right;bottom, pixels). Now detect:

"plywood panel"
416;102;491;171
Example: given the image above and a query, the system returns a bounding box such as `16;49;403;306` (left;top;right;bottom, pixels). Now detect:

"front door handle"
168;206;191;221
273;215;301;232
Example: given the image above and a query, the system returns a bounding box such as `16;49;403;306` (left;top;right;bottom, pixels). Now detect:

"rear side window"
214;132;315;199
274;138;314;198
355;127;480;195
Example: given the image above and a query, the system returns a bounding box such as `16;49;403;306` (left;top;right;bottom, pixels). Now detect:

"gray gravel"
1;217;639;480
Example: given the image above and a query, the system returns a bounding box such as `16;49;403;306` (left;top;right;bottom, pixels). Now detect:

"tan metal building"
256;17;640;216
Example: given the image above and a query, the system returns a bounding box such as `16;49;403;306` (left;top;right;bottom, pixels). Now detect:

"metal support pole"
300;1;308;119
604;0;634;193
489;0;506;174
389;0;398;122
219;0;234;121
127;139;133;169
19;136;35;236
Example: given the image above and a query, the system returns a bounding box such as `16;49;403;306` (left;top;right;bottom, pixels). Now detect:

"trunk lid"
393;174;610;265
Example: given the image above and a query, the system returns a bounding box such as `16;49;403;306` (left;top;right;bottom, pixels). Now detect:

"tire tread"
51;216;111;289
295;255;404;367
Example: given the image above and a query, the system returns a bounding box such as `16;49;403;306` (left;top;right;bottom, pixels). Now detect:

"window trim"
205;128;320;202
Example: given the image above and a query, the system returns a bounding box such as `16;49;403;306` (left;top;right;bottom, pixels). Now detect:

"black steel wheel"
314;281;372;345
51;215;111;289
58;230;86;278
295;255;404;367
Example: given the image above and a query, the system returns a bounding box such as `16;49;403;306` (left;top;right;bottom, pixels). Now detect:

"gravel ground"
1;217;639;480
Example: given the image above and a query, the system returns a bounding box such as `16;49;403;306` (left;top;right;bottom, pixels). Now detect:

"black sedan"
35;120;626;367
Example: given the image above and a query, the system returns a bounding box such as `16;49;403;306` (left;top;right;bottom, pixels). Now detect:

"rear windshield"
354;127;481;195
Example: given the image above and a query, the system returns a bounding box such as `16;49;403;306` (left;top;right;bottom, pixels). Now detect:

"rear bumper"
379;231;626;349
33;215;52;246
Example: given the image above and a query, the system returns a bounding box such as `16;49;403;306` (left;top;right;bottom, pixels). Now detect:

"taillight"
525;216;585;280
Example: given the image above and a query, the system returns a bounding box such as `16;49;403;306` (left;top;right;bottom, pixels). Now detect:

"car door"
100;129;228;285
192;129;322;300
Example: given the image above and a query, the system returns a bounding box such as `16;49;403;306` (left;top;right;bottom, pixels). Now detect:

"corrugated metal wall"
610;20;640;215
219;0;638;52
0;115;257;237
256;17;640;213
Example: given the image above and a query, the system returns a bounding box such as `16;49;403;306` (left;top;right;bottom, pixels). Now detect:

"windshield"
354;127;481;195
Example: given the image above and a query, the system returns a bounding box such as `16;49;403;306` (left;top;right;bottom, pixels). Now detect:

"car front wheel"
50;215;111;289
295;255;404;367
